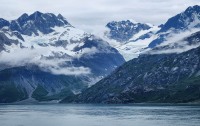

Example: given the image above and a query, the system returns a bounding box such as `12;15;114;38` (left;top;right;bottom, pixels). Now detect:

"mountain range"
0;5;200;103
61;5;200;104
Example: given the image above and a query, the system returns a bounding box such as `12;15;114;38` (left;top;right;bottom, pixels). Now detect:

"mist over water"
0;104;200;126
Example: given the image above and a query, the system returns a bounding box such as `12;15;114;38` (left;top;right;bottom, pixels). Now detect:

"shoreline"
1;102;200;106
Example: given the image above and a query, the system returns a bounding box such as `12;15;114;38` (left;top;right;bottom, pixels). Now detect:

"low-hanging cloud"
148;43;200;54
145;28;200;55
0;44;91;76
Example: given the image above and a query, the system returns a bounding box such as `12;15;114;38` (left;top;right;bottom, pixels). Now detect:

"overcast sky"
0;0;199;33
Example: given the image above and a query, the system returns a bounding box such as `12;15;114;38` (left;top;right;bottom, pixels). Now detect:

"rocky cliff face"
106;20;152;42
103;20;159;61
0;11;70;36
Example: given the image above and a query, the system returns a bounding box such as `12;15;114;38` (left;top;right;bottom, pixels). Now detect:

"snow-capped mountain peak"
105;20;152;42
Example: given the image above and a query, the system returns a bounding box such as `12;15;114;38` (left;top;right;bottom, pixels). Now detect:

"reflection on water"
0;104;200;126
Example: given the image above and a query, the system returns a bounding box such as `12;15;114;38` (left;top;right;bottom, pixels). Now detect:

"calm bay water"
0;104;200;126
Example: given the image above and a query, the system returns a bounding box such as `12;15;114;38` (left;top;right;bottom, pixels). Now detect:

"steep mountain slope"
159;5;200;33
62;30;200;104
0;12;125;103
149;5;200;48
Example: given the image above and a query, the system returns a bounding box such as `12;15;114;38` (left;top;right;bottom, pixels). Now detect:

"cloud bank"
0;44;91;76
145;29;200;55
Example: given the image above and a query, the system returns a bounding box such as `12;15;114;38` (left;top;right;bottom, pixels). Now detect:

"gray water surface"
0;104;200;126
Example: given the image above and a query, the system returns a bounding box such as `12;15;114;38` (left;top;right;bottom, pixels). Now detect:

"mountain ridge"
0;11;71;36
